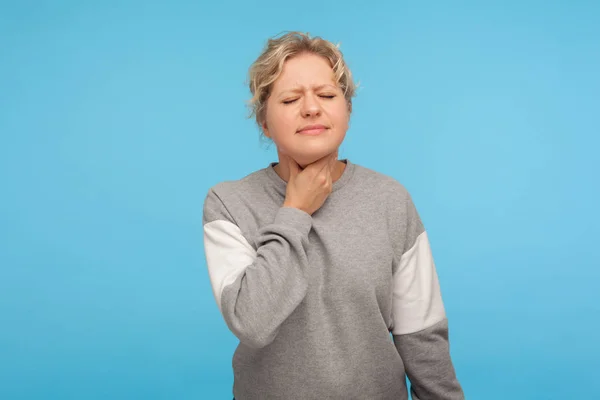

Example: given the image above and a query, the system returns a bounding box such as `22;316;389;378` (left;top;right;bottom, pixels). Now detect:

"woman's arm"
390;190;465;399
203;186;312;349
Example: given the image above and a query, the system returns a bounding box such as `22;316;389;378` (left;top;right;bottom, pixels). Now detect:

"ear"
262;121;270;138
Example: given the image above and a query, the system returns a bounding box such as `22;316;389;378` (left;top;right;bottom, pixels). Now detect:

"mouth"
297;125;328;136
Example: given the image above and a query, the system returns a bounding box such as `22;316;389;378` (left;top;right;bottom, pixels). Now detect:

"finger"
323;155;336;180
314;153;334;172
325;152;337;175
330;152;337;170
287;156;300;177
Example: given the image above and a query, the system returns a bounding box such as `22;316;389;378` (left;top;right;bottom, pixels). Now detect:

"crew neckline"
264;158;355;195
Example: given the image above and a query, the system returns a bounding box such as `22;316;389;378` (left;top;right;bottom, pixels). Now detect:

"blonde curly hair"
247;31;357;140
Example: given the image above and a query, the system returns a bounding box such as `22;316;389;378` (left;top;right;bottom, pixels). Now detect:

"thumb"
287;157;300;179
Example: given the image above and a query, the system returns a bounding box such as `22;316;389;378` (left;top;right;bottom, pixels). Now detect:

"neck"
274;159;347;183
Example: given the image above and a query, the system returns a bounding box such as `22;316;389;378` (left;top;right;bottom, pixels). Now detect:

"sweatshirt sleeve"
202;187;312;349
390;190;465;400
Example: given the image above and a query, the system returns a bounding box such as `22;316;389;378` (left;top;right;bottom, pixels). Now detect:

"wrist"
283;201;301;211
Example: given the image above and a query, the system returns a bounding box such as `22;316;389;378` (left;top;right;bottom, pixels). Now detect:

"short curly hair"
247;31;357;139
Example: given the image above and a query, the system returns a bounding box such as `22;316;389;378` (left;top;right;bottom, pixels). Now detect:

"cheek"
331;103;350;129
267;106;296;135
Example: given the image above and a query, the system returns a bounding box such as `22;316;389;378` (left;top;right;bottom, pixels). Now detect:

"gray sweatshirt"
202;159;465;400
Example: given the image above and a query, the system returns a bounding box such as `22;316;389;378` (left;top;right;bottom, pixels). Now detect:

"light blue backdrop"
1;1;598;399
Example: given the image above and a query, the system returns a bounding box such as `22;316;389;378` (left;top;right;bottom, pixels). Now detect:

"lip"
297;124;328;135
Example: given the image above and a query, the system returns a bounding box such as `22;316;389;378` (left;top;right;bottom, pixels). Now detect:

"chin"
279;135;343;164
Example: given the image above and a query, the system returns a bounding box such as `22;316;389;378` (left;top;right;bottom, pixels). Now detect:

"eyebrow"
277;84;338;98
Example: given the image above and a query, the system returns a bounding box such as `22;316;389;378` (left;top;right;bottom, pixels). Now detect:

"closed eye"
282;94;335;104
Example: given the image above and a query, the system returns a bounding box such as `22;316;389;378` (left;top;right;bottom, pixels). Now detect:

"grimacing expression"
262;53;350;165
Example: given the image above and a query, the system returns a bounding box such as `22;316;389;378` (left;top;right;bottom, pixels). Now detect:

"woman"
203;31;465;400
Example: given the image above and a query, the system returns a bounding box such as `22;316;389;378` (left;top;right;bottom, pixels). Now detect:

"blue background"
1;1;599;399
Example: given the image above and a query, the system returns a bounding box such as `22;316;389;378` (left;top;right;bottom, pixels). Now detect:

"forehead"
272;53;337;91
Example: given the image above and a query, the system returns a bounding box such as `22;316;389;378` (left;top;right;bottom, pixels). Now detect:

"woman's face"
262;52;350;167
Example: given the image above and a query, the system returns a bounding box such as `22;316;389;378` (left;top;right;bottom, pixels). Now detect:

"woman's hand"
282;152;338;216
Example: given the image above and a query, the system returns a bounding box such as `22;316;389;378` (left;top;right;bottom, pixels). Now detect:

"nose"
301;94;322;118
